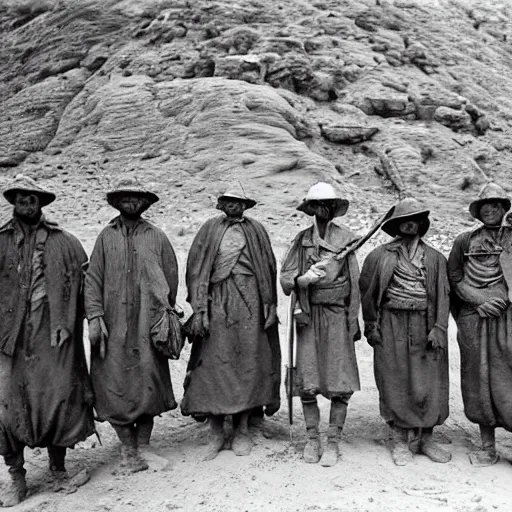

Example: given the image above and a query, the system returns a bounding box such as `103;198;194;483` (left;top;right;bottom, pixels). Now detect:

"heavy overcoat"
85;217;178;425
0;218;94;454
181;215;281;416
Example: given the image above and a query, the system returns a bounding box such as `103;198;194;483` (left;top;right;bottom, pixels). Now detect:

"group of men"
0;173;511;507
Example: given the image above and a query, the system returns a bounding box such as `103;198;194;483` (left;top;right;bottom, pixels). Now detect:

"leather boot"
114;424;148;473
48;446;67;478
232;411;252;456
302;399;320;464
469;426;499;466
203;415;225;461
2;452;27;507
320;398;348;467
421;428;451;463
391;426;413;466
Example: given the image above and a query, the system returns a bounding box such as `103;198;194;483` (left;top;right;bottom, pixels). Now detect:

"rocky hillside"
1;0;512;253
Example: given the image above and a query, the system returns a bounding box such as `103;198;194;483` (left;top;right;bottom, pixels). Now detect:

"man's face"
14;192;41;222
398;220;420;237
479;201;505;226
115;194;149;218
219;199;247;218
309;200;337;222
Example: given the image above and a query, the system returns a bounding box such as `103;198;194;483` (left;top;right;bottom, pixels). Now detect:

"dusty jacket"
0;217;87;356
360;239;450;340
186;215;278;314
280;222;360;341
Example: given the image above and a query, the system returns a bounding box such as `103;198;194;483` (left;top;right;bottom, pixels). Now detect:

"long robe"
448;226;512;431
360;239;450;429
280;222;361;398
85;217;178;426
0;218;94;455
181;215;281;417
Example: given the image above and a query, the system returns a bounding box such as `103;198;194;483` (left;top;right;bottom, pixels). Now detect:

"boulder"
49;76;334;181
434;106;473;132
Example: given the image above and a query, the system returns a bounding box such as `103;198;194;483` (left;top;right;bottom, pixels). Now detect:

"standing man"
0;175;95;506
181;185;280;460
360;197;451;466
85;177;179;473
449;182;512;465
280;182;361;467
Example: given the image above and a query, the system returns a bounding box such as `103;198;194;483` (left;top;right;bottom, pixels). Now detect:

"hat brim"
469;197;511;220
106;189;159;206
297;198;349;217
3;188;56;207
381;210;430;237
217;195;256;209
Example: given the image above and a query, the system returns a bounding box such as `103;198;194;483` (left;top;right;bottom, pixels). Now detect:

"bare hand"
297;268;326;288
188;312;209;339
263;304;278;330
89;317;108;358
427;326;447;351
477;298;508;318
366;329;382;347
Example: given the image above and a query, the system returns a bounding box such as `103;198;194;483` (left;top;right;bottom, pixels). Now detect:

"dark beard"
14;210;42;225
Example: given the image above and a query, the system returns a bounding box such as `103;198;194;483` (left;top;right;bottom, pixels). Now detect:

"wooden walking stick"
286;291;297;442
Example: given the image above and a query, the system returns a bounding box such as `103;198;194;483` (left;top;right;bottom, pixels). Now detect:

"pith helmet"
469;182;511;220
3;174;56;207
381;197;430;237
218;183;256;209
106;176;159;207
297;182;349;217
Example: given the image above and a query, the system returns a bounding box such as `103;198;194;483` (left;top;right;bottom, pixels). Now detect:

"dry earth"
1;0;512;510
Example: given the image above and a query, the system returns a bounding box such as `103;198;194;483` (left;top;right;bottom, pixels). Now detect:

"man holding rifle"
280;182;361;467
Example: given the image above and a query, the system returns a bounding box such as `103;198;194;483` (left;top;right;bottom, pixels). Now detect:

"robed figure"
280;182;361;467
181;185;281;460
448;182;512;466
360;198;451;466
85;177;179;473
0;176;94;506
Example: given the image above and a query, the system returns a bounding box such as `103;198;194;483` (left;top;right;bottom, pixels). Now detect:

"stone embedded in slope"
434;106;473;132
0;69;88;167
320;123;379;144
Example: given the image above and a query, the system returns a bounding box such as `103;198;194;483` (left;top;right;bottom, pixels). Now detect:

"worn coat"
280;222;361;398
181;215;281;417
0;218;94;455
360;239;450;429
449;227;512;431
85;217;178;425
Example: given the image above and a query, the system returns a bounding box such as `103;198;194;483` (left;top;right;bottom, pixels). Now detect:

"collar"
0;215;60;234
108;215;148;230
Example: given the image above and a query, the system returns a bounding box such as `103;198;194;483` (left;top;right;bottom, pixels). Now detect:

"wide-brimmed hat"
106;177;159;207
469;182;511;220
3;174;56;207
297;182;349;217
217;183;256;209
381;197;430;237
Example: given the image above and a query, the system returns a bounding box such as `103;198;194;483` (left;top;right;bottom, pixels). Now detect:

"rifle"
334;204;396;261
286;291;297;439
